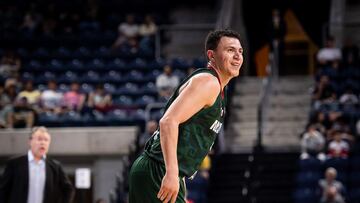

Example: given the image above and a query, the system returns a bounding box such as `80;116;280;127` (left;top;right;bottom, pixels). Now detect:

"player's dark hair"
205;29;241;58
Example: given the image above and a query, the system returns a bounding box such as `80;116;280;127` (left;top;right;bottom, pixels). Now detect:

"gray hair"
326;167;337;176
29;126;49;139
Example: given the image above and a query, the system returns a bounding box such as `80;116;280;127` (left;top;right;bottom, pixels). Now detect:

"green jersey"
144;68;226;177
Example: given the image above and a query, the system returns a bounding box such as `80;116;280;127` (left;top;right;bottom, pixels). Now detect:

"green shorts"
129;154;186;203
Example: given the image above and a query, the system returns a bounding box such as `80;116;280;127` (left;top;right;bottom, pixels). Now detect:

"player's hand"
157;172;179;203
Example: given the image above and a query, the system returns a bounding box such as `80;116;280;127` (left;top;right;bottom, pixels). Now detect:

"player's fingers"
159;189;169;201
163;193;172;203
157;187;164;199
170;191;178;203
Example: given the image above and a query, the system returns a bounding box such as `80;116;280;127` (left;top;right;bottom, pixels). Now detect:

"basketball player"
129;29;243;203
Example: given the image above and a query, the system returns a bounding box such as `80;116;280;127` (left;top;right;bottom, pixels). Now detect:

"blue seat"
129;58;147;69
107;58;126;70
37;112;61;127
141;82;157;95
113;96;133;106
351;156;360;170
80;71;101;83
27;60;42;71
49;59;64;71
22;72;34;81
116;83;139;95
103;83;116;94
293;188;319;203
135;95;156;106
58;84;70;93
324;158;349;172
32;47;50;59
103;71;122;83
87;58;105;71
131;109;146;120
80;83;94;94
125;70;144;82
58;71;78;83
148;58;166;69
73;47;91;58
172;57;190;69
94;46;110;58
299;157;322;172
54;47;72;58
296;171;321;188
67;59;84;71
61;111;83;127
146;69;161;80
36;71;56;83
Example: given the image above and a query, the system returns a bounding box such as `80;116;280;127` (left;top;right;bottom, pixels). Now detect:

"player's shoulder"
191;72;219;87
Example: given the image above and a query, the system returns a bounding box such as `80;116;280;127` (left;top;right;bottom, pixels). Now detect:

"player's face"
213;37;243;78
29;131;51;160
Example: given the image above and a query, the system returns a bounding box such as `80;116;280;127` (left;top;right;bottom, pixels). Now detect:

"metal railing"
255;42;279;151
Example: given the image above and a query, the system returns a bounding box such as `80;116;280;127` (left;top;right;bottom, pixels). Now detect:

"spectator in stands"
327;129;350;159
62;82;85;113
317;36;342;67
87;84;112;114
300;124;326;161
0;83;13;128
0;126;75;203
139;120;158;149
339;86;358;105
19;12;39;36
95;198;106;203
17;80;41;106
139;14;157;38
139;14;157;55
312;75;337;110
0;50;21;79
342;37;359;66
9;96;35;128
319;167;346;203
156;65;179;100
112;14;139;50
356;119;360;137
40;80;63;114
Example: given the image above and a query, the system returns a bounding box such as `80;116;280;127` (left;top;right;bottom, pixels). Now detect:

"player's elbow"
159;116;178;129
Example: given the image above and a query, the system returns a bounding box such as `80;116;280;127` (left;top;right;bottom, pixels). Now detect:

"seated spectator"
87;84;112;114
40;80;63;114
327;130;350;159
339;87;358;105
138;14;157;54
312;75;337;110
156;65;179;100
342;37;359;66
317;36;342;66
0;50;21;79
319;167;346;203
9;97;35;128
300;124;326;161
139;14;157;38
0;83;13;128
112;14;139;50
63;82;85;113
17;80;41;106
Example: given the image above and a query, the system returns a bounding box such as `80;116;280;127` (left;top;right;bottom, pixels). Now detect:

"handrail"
255;42;279;152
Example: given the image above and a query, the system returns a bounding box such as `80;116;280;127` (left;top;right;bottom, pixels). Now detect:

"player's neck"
207;63;230;90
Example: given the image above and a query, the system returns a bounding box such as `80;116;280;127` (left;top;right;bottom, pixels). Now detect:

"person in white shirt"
317;36;342;66
156;65;180;100
0;126;74;203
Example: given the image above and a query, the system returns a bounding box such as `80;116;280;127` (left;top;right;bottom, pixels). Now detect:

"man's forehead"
219;37;242;48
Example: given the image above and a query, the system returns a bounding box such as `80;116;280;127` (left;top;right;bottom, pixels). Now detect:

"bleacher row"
3;47;207;128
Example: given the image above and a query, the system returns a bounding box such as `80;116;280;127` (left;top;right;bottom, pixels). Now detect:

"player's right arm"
157;73;220;203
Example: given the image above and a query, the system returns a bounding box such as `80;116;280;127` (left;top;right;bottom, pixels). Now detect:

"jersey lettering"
210;120;222;133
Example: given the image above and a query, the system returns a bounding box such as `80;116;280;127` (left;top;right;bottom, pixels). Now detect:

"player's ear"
207;50;215;61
